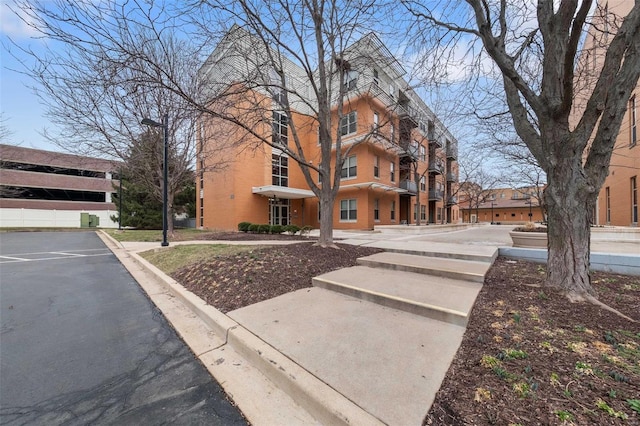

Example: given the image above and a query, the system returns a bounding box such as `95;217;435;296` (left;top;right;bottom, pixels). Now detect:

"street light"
490;201;496;224
141;114;169;247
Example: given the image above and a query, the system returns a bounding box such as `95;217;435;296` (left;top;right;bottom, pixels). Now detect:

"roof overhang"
339;182;408;194
252;185;315;199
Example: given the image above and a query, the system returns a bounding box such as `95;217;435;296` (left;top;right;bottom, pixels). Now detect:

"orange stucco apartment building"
196;27;459;231
574;0;638;227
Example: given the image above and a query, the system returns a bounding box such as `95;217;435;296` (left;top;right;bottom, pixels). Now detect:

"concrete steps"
313;266;482;326
339;240;499;263
356;251;491;283
228;287;467;426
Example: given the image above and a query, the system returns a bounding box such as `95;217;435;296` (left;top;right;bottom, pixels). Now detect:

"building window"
420;205;426;221
340;111;357;136
390;162;395;182
389;83;395;100
437;207;442;221
374;199;380;221
606;186;611;223
413;204;418;221
341;155;357;179
374;155;379;178
340;199;357;221
419;144;426;161
344;70;358;91
390;200;395;221
631;95;637;147
390;123;395;142
373;69;379;86
272;111;288;147
632;176;638;223
373;112;379;130
420;176;426;192
272;154;289;187
200;206;204;227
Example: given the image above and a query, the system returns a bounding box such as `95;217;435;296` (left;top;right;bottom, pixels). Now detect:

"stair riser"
313;278;468;327
381;248;496;264
356;258;485;283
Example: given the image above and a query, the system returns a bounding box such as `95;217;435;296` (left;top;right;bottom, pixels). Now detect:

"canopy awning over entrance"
252;185;315;199
339;182;409;194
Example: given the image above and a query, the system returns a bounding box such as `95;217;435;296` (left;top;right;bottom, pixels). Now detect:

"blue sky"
1;0;60;151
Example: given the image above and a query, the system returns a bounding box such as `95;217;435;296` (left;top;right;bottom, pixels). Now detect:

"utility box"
80;213;90;228
81;213;100;228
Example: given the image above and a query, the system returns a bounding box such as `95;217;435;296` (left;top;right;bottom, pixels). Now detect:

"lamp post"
490;201;496;224
142;114;169;247
118;168;123;230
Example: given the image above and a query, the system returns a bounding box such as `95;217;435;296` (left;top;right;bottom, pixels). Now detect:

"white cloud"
1;1;40;39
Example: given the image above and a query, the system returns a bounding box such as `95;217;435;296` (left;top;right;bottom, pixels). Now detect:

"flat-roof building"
0;144;120;228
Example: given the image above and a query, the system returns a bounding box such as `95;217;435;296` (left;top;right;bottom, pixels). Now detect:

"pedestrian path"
227;243;496;425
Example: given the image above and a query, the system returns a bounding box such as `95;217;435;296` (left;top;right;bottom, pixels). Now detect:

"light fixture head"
141;118;162;127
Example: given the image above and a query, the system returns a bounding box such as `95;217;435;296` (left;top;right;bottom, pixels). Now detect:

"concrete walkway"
101;224;639;425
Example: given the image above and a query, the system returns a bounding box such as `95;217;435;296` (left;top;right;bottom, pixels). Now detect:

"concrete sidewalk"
100;225;639;425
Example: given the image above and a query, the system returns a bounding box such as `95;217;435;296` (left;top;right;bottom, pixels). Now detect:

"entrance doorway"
270;199;290;225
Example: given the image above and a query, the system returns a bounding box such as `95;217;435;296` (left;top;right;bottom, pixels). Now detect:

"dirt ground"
167;233;639;425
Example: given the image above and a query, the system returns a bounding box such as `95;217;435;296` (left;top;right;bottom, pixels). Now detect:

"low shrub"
300;225;313;235
284;224;300;235
248;224;259;233
258;224;271;234
238;222;252;232
269;225;283;234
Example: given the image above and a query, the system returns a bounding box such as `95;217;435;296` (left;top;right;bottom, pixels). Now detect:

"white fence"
0;208;119;228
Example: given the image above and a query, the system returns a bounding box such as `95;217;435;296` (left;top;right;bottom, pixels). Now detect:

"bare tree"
11;1;229;235
456;150;503;223
0;113;13;143
190;2;401;246
14;0;421;247
404;1;640;298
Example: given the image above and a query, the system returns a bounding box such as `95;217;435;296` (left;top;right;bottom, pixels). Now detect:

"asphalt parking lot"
0;231;246;425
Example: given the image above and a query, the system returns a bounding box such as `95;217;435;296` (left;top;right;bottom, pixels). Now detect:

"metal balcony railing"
447;196;458;205
446;172;457;182
428;160;444;174
428;190;443;201
446;140;458;160
400;179;417;194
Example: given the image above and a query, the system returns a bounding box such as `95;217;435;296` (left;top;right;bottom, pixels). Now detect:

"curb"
97;231;382;426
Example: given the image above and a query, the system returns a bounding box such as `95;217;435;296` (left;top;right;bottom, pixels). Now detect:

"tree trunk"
545;164;596;298
317;191;336;247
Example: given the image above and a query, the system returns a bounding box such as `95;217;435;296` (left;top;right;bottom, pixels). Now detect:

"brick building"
573;0;638;227
197;27;459;230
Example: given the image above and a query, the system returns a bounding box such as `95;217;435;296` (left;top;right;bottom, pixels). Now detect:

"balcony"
446;141;458;160
446;196;458;205
428;160;444;175
400;179;417;194
446;172;457;182
398;142;419;161
428;189;443;201
368;83;420;127
429;136;443;148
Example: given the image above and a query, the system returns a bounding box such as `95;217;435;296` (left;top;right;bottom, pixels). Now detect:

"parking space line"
0;253;112;264
0;255;30;261
50;252;86;257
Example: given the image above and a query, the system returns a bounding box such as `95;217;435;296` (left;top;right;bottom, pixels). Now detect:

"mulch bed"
425;258;640;426
172;242;382;313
